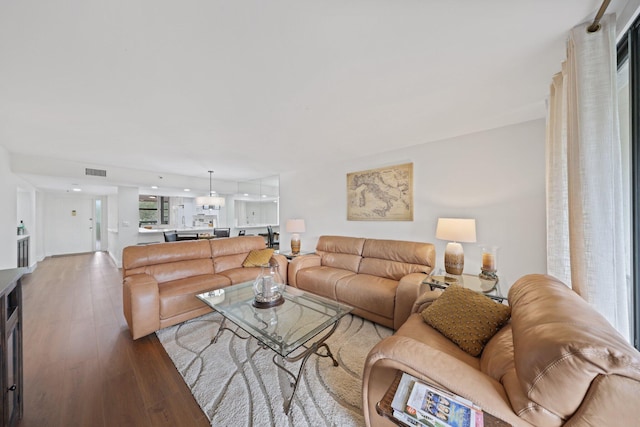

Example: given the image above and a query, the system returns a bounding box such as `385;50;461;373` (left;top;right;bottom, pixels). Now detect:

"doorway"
94;198;102;251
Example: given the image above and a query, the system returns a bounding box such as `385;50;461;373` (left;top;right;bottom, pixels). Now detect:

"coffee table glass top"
196;282;353;357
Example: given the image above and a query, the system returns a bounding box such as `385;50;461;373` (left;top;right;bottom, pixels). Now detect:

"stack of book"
390;373;484;427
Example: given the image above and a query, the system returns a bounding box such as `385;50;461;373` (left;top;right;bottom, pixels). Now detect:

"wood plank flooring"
17;252;209;427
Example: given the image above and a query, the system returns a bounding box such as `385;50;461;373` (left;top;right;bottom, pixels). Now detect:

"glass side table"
274;250;315;260
423;270;506;303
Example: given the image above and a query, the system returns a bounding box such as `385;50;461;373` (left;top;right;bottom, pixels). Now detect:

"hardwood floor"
17;252;209;427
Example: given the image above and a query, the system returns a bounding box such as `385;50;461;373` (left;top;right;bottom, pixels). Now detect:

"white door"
46;193;94;255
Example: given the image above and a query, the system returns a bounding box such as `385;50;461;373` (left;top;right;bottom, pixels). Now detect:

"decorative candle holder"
253;263;285;308
479;246;499;281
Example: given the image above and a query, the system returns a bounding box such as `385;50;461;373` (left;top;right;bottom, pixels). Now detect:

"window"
139;195;170;226
618;16;640;350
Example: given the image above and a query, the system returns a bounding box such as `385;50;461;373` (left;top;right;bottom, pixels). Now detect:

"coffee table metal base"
211;316;341;414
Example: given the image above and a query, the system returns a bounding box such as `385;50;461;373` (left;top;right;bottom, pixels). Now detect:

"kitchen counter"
138;227;216;234
138;227;219;244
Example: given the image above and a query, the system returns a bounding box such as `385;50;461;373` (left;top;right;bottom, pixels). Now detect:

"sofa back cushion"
507;274;640;427
210;236;268;273
358;239;435;280
316;236;365;273
122;240;213;279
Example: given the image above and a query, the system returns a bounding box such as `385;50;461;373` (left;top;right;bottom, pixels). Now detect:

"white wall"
279;119;547;293
0;146;39;270
16;187;36;267
0;146;19;269
111;186;139;268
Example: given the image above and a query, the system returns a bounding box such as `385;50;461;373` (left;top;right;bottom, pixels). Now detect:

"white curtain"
546;14;630;340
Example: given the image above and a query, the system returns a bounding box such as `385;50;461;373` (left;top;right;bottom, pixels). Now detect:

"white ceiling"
0;0;629;195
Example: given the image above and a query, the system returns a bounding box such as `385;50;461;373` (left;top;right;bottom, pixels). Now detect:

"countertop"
138;227;217;234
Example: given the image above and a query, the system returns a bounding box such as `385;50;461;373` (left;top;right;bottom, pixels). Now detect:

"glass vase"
253;263;285;308
479;246;499;280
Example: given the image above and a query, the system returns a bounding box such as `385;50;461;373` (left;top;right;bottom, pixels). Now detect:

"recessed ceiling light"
184;188;191;192
262;194;267;198
72;188;82;192
151;185;158;189
244;193;249;196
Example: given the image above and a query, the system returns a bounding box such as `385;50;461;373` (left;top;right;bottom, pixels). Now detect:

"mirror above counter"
137;175;279;243
233;176;279;228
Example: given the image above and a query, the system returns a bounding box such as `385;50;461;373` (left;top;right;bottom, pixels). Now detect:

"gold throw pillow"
242;249;275;267
421;284;511;356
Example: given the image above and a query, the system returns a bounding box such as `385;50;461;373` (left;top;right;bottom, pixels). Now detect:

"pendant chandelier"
195;170;225;210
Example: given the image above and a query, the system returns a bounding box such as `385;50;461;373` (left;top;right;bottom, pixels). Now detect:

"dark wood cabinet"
0;269;24;427
16;238;28;269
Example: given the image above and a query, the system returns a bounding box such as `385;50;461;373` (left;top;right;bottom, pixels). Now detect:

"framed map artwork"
347;163;413;221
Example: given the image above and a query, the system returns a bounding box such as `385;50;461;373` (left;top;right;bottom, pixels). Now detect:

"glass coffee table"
196;281;353;414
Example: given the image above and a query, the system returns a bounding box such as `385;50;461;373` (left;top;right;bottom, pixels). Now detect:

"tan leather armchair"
363;274;640;426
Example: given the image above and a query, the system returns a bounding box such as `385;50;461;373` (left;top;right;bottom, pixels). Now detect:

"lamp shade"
195;195;226;207
197;170;225;208
435;218;476;243
285;219;306;233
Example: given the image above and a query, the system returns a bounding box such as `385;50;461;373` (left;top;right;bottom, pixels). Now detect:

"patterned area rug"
156;312;393;426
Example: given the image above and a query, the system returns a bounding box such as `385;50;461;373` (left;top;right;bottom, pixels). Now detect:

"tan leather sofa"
362;274;640;426
122;236;288;339
287;236;436;330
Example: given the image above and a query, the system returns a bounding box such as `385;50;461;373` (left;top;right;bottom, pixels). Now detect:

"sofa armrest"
363;335;530;427
270;254;289;285
122;273;160;340
287;254;321;287
394;273;434;329
412;288;443;314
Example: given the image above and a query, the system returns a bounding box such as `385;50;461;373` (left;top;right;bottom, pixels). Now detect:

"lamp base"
291;238;301;255
444;242;464;275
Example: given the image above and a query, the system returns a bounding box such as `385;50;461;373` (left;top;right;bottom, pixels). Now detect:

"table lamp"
285;219;306;255
435;218;477;275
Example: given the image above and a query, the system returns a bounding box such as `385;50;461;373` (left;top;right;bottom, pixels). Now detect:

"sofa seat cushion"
396;313;481;370
335;274;396;319
218;266;267;284
296;266;355;300
158;274;230;319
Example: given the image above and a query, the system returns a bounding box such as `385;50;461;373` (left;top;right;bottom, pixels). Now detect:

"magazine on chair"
391;372;483;427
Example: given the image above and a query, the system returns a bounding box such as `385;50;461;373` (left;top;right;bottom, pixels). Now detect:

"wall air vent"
85;168;107;177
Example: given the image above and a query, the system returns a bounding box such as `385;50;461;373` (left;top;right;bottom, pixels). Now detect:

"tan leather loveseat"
362;274;640;426
287;236;435;330
122;236;288;339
